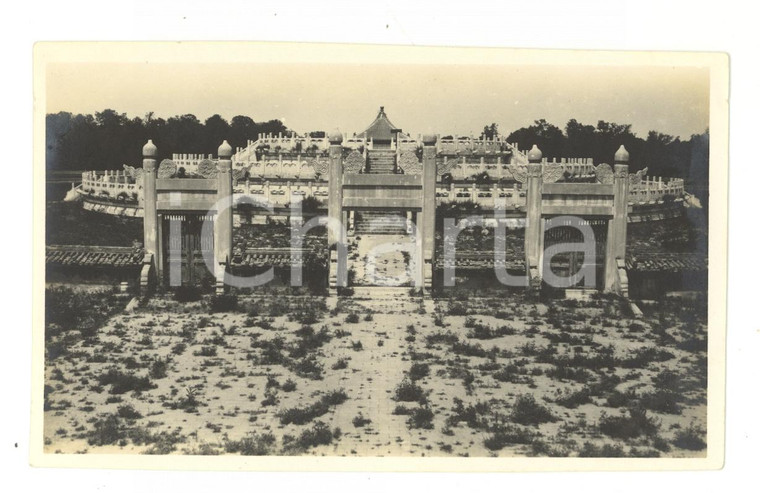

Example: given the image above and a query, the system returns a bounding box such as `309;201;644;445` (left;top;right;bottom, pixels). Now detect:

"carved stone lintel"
309;157;329;176
542;162;565;183
198;159;219;178
507;164;528;183
233;165;251;181
343;150;364;174
157;159;177;178
595;163;614;184
437;157;455;176
398;151;423;175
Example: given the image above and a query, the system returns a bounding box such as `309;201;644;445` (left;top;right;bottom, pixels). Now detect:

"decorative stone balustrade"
78;167;684;217
79;170;142;201
629;177;685;205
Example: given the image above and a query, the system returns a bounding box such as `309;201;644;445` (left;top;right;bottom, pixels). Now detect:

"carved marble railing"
629;177;685;205
77;168;686;218
79;170;142;201
172;153;215;170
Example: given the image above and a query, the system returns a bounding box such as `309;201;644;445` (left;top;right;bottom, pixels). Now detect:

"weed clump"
598;408;660;440
672;422;707;450
484;424;540;450
406;407;435;429
277;390;348;425
352;413;371;428
409;363;430;381
283;421;340;452
87;414;125;446
97;369;155;395
510;394;557;426
224;432;276;455
393;379;426;403
149;358;169;379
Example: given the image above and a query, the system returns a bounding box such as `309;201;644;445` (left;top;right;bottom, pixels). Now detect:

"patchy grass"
278;390;348;425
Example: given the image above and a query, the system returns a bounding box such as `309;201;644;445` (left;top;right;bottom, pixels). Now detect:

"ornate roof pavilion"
356;106;409;141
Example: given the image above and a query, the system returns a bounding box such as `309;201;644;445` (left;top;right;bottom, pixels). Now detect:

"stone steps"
367;150;396;174
349;286;415;299
354;211;408;235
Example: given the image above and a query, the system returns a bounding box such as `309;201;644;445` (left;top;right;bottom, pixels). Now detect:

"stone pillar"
524;145;544;293
327;133;344;291
327;132;344;247
216;141;234;291
421;134;437;291
263;180;271;203
524;145;543;268
142;140;159;264
605;146;630;292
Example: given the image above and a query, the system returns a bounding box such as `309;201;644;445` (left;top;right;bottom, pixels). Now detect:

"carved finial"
422;134;437;146
142;139;157;158
328;132;343;145
614;145;630;164
527;144;542;163
218;140;233;158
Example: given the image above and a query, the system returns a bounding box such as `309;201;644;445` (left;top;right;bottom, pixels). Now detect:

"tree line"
46;109;290;173
480;119;707;181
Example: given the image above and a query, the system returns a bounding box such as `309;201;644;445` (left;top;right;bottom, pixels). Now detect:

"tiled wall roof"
46;245;143;268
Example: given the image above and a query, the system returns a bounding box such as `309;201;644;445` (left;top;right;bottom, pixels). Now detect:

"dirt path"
329;288;430;456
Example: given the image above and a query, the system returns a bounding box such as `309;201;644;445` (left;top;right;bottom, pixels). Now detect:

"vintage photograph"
33;44;727;469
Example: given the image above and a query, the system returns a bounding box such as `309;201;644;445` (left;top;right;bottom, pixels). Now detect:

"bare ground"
44;289;707;457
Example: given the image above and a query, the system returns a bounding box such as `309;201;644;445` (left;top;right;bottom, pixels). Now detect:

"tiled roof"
231;248;326;267
357;107;409;141
626;253;707;273
46;245;144;267
625;216;707;273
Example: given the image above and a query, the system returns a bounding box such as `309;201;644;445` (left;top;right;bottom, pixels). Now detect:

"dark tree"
481;123;499;140
203;114;231;151
506;119;566;159
230;116;258;149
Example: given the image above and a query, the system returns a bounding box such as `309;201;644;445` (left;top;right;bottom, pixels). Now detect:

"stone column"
421;134;437;290
605;145;630;292
523;145;544;293
216;141;234;275
142;140;159;261
327;133;344;291
524;145;543;269
327;132;344;247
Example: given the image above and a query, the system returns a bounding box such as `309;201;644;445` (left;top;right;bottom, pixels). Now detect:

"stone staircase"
354;211;408;235
366;150;396;174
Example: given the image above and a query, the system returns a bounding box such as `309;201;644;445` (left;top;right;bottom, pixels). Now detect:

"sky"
46;62;710;140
